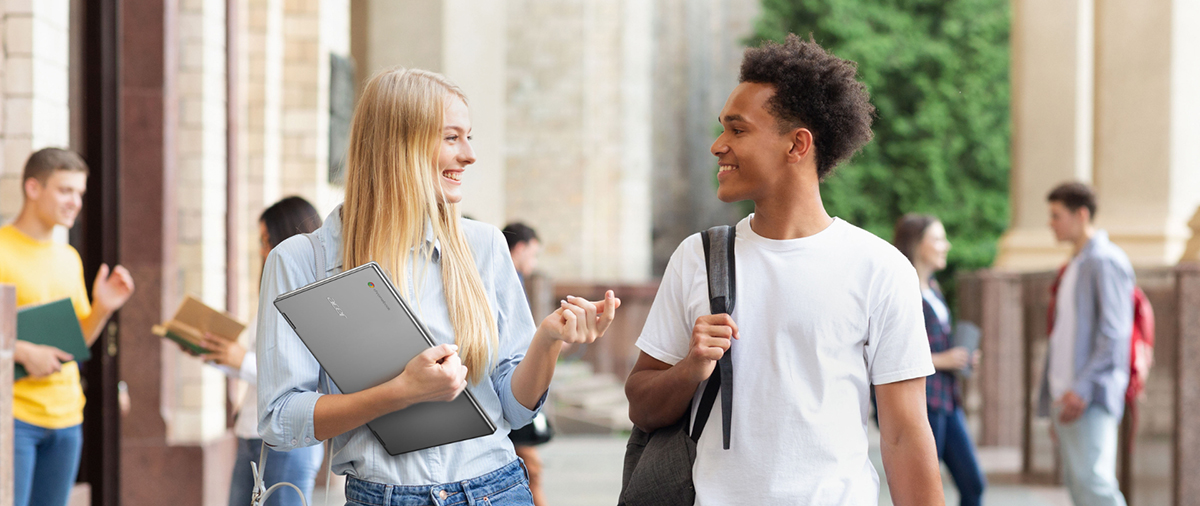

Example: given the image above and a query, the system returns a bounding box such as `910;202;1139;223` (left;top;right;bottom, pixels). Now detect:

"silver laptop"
273;261;496;455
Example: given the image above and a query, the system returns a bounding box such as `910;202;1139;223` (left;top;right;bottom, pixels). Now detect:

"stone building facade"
997;0;1200;270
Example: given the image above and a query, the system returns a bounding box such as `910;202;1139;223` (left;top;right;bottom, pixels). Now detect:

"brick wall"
0;0;72;225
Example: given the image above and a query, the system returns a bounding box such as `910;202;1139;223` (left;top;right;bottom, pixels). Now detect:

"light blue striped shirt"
256;205;543;485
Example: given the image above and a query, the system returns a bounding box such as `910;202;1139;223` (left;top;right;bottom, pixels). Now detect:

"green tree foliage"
749;0;1011;303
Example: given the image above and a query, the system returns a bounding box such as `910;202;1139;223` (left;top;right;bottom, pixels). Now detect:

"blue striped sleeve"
256;237;325;450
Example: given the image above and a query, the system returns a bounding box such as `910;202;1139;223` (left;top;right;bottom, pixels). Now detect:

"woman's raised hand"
539;291;621;345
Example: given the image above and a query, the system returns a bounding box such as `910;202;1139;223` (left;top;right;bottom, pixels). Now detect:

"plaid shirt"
924;289;961;413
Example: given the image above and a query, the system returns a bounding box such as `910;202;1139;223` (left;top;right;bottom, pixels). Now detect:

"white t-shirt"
636;215;934;506
1048;257;1081;400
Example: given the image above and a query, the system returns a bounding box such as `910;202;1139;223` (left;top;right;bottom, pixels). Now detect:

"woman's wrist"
376;373;415;413
530;327;564;358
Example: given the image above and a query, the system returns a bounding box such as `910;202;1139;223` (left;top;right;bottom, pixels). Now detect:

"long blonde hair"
342;68;498;384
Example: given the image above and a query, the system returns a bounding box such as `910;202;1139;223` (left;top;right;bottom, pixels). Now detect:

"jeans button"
439;490;448;499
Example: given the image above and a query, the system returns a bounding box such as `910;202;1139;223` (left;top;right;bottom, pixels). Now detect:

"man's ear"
23;177;41;201
787;128;814;165
1076;206;1092;224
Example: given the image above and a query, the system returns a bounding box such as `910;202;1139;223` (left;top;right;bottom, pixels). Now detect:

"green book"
15;298;90;381
152;325;210;356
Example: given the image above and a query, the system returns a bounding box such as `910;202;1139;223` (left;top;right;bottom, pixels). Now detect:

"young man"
1039;182;1133;506
624;35;943;505
0;148;135;506
502;222;540;286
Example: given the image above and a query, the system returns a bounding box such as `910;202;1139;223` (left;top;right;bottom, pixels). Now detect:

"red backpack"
1049;267;1155;404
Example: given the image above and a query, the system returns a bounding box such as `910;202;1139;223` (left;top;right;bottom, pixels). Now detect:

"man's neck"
11;208;55;242
1071;226;1096;258
749;182;832;240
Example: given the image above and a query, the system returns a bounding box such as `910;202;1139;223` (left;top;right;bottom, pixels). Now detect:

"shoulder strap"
303;231;338;506
306;232;326;281
304;232;334;398
696;225;735;450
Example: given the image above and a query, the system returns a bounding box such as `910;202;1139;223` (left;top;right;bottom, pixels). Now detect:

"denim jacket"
1037;230;1135;418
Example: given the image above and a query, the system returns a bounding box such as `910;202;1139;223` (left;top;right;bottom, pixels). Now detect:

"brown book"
151;296;246;353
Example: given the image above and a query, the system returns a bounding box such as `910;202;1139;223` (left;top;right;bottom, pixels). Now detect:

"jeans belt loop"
463;480;479;506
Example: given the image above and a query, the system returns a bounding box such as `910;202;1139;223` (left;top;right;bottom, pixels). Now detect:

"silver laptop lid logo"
327;297;348;318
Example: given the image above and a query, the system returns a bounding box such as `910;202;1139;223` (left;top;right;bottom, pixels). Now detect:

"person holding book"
0;147;135;506
257;67;620;505
181;196;325;506
893;214;985;506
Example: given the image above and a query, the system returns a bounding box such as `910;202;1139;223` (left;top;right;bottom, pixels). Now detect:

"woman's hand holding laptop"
390;343;470;405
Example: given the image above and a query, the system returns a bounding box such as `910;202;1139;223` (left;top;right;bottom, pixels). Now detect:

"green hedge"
747;0;1011;306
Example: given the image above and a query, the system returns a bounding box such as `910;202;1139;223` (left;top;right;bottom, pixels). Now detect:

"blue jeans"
13;419;83;506
344;459;533;506
928;408;986;506
228;437;325;506
1052;405;1127;506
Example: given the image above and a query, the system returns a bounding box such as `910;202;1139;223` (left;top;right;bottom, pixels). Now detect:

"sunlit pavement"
538;431;1075;506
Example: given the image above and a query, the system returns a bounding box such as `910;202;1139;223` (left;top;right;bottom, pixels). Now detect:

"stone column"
172;0;230;445
235;0;283;319
999;0;1200;270
442;0;507;227
994;0;1094;271
279;0;349;213
1091;0;1200;267
505;0;652;281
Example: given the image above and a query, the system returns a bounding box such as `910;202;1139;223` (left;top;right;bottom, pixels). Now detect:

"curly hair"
739;34;875;179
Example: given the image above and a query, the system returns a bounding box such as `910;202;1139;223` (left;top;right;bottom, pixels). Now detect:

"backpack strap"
700;225;735;450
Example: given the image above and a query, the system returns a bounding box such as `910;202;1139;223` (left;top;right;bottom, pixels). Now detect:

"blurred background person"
1039;182;1133;506
502;221;552;506
894;213;986;506
186;196;325;506
2;148;135;506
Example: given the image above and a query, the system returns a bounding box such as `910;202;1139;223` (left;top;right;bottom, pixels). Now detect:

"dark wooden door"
72;0;122;504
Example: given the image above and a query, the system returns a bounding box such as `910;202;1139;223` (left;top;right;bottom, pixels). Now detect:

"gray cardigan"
1037;230;1135;418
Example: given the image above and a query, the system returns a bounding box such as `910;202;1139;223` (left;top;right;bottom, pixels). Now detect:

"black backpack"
618;226;735;506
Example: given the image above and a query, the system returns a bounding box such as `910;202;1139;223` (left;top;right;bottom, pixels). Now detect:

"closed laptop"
274;261;495;455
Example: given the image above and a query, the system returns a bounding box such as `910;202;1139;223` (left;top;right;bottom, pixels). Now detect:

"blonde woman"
257;68;620;505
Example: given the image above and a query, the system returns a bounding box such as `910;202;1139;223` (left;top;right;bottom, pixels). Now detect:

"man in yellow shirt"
0;148;134;506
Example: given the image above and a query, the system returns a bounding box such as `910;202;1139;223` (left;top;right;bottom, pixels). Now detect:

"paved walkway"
539;433;1073;506
312;434;1074;506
